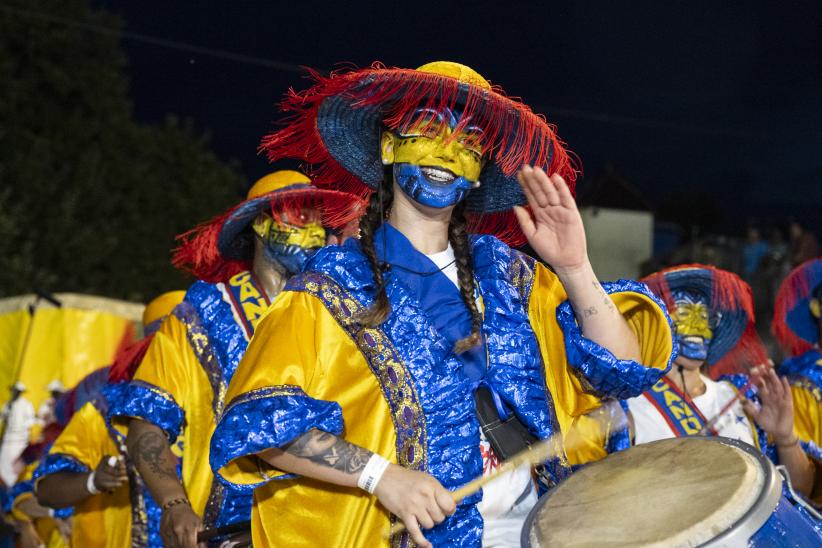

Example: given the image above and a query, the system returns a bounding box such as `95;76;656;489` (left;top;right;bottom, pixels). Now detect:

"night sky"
96;0;822;235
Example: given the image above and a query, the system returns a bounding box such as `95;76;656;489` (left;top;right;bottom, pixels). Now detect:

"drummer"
625;265;817;499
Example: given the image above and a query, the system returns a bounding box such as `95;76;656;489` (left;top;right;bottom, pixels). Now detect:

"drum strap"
474;385;557;489
642;378;717;437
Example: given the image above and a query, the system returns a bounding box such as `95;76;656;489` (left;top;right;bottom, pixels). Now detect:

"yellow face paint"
383;109;484;182
673;302;713;341
252;214;326;250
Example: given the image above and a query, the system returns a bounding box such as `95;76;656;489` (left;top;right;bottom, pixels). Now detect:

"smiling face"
381;107;484;208
672;290;714;362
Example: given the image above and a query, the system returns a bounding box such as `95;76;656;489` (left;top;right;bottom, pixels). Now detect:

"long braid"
449;201;483;353
357;174;394;326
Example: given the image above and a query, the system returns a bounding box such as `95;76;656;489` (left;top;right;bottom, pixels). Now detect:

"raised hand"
513;165;588;273
743;366;796;446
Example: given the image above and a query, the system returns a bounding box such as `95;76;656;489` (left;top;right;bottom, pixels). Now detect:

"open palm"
743;367;795;443
513;166;587;271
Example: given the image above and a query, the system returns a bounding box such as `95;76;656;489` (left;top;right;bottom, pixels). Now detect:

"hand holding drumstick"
384;436;562;541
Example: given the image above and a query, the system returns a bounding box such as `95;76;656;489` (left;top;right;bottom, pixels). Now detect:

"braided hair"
357;168;482;353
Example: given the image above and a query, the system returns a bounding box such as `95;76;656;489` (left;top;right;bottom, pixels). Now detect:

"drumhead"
522;437;782;547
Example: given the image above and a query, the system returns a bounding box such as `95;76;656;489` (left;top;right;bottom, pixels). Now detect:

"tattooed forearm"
582;306;598;318
591;280;616;311
133;431;178;482
285;429;373;475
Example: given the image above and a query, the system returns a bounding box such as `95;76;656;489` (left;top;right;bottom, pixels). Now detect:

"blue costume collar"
365;223;487;380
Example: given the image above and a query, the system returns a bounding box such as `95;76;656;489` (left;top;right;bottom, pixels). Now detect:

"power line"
0;4;311;73
1;3;766;139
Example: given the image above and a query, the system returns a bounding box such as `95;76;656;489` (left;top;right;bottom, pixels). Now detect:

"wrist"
357;454;390;494
775;434;799;449
85;471;100;495
552;259;593;281
160;496;191;512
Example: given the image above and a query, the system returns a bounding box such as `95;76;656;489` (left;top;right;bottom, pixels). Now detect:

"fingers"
741;399;759;420
513;206;536;237
518;166;549;208
780;376;794;406
402;515;431;548
434;487;457;516
552;172;576;208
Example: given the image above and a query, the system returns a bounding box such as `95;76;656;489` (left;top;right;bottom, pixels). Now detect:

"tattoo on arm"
284;429;373;475
133;431;178;482
592;280;616;312
582;306;598;318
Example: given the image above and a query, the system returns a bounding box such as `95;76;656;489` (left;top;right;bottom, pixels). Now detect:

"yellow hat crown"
142;290;186;327
247;170;311;200
415;61;491;90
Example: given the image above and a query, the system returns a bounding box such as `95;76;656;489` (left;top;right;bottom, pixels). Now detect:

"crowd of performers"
2;61;822;547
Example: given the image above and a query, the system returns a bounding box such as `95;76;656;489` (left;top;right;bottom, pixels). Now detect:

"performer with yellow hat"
210;62;675;547
108;171;362;547
31;291;184;547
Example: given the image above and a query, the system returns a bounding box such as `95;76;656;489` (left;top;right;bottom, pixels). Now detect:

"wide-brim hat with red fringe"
260;61;579;246
172;170;363;283
642;264;768;379
773;257;822;356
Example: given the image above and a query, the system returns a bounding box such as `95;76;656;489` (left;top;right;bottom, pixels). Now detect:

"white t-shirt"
426;246;536;547
627;374;755;446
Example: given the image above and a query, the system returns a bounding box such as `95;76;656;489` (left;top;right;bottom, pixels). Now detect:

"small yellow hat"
415;61;491;90
246;170;311;200
142;290;186;327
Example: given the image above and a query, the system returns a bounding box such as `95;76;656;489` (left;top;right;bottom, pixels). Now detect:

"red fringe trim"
260;64;580;208
708;324;770;380
172;189;364;283
108;335;154;384
641;263;754;319
772;257;822;356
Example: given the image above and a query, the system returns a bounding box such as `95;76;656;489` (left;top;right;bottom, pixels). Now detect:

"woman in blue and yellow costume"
773;257;822;505
31;291;184;548
209;61;676;547
107;171;363;547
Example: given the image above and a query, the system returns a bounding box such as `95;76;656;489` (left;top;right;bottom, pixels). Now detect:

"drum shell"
521;437;822;547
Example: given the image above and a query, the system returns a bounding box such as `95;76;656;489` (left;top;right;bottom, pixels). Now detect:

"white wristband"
357;454;390;494
86;471;100;495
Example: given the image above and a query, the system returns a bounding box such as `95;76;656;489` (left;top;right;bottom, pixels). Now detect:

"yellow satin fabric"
11;462;68;548
791;383;821;448
39;402;131;547
128;313;220;518
221;263;673;547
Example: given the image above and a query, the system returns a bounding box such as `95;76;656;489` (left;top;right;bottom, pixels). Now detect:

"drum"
521;437;822;547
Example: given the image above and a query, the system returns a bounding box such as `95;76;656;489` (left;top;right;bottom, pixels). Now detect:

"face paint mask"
252;214;326;275
385;107;484;209
672;290;715;361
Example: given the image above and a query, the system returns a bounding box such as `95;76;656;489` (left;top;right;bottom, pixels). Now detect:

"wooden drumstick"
697;368;763;436
385;436;561;539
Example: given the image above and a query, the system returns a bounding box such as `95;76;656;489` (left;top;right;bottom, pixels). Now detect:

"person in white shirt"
0;382;35;487
626;264;816;498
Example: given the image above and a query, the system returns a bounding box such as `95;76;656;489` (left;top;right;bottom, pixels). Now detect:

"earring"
472;180;481;188
381;158;390;165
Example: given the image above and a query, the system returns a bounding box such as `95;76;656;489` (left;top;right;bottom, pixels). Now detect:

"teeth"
420;166;456;184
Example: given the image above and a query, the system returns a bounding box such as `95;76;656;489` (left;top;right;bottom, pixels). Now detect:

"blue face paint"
389;106;483;209
262;242;320;276
393;163;475;209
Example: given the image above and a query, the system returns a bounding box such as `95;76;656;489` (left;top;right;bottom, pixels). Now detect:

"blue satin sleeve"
106;380;185;443
33;453;90;482
557;280;674;400
210;385;344;491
